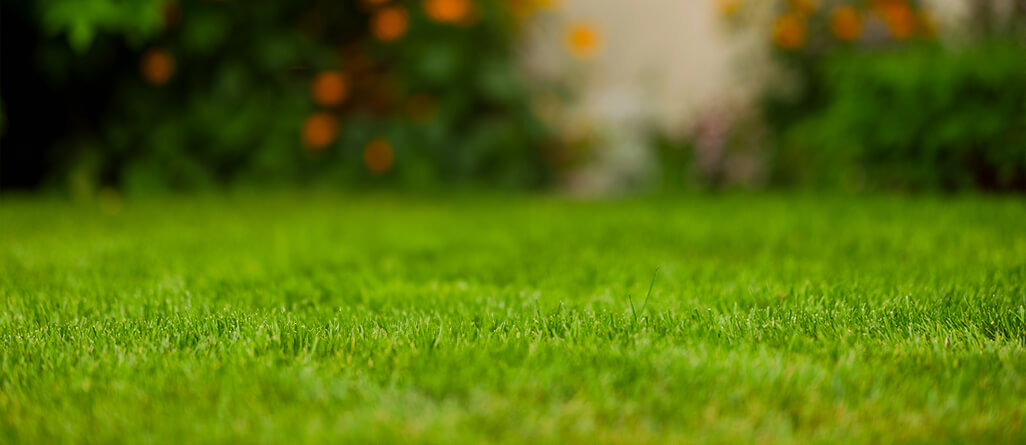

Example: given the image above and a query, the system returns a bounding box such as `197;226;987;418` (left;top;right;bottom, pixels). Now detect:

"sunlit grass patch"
1;194;1024;443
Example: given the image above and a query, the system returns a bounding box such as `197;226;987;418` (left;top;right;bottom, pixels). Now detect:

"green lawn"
1;193;1024;444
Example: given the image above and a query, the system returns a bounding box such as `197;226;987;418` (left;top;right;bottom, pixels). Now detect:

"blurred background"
1;0;1024;197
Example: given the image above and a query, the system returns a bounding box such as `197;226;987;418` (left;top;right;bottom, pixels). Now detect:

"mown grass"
1;193;1024;444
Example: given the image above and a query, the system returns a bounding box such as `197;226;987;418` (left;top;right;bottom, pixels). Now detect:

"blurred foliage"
653;108;769;191
711;0;1026;192
40;0;166;52
5;0;557;193
779;43;1026;191
757;0;938;136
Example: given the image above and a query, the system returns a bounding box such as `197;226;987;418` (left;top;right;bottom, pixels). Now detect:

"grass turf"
1;193;1024;444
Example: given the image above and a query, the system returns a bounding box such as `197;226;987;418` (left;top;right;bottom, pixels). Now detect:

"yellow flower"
565;23;601;59
716;0;742;18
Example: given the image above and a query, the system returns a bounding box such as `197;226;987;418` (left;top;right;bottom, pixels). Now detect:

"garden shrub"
780;43;1026;191
2;0;556;193
712;0;1026;192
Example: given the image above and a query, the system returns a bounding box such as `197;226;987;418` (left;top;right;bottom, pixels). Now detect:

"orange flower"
565;23;601;59
302;113;338;151
363;139;395;174
425;0;472;24
372;6;409;42
141;49;175;86
830;6;861;42
311;71;349;107
878;1;915;40
773;13;806;50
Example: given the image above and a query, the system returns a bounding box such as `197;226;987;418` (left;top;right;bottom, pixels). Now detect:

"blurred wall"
523;0;972;191
539;0;969;127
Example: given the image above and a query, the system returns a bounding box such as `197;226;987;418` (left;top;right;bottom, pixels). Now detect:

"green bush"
777;42;1026;191
9;0;554;193
713;0;1026;192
